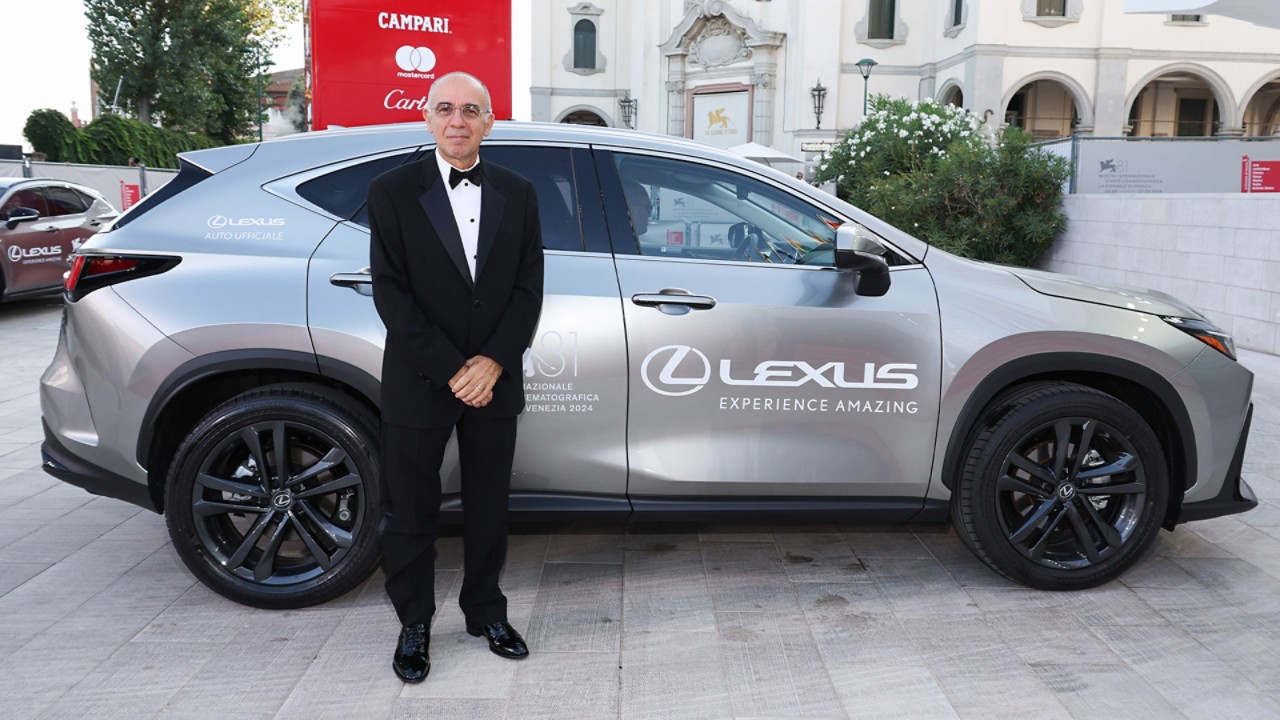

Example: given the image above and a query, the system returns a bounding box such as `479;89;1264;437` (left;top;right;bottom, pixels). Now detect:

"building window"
952;0;964;27
1169;14;1203;22
868;0;895;39
1037;0;1065;16
562;3;605;76
1022;0;1081;27
573;20;596;69
856;0;907;47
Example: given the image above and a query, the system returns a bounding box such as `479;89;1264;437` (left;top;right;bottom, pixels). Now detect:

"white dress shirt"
435;150;482;280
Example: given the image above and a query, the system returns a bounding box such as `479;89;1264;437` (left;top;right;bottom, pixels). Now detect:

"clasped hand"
449;355;501;408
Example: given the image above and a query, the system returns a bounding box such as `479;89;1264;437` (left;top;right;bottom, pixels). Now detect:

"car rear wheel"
952;382;1168;590
165;385;381;608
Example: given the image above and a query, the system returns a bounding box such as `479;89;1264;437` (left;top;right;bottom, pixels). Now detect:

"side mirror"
4;206;40;230
835;223;891;297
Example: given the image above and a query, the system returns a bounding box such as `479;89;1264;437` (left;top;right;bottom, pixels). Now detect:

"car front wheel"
953;382;1168;590
165;385;382;608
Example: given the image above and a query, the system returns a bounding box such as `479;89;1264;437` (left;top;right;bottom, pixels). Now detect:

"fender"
939;351;1196;501
136;349;381;468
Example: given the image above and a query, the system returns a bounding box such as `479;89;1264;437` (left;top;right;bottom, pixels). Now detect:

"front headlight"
1163;316;1237;360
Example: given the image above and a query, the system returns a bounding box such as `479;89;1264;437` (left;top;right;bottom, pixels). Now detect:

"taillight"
64;253;181;302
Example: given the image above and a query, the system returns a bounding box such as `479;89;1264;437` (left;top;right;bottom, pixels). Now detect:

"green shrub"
24;110;220;168
23;109;81;162
813;95;1071;267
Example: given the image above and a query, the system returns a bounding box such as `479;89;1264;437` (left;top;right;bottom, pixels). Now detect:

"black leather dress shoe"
393;624;430;683
466;621;530;659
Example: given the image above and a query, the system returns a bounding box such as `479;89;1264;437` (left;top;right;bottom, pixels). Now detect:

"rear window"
109;160;211;232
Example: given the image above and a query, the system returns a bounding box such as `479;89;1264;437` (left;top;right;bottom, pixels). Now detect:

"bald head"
427;72;492;112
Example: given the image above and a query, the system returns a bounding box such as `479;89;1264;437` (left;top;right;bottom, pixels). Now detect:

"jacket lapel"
475;162;506;280
416;159;473;287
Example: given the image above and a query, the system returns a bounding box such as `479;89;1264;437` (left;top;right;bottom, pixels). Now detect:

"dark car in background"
0;178;118;301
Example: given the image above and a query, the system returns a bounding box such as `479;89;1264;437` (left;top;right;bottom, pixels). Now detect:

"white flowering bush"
813;95;1070;267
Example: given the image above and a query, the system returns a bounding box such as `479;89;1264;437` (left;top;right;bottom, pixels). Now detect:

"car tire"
164;384;382;608
952;382;1168;590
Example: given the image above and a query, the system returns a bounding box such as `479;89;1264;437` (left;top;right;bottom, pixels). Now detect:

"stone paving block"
716;610;845;718
36;640;223;719
1091;624;1280;718
773;532;868;583
1150;525;1238;558
545;532;627;564
792;583;955;720
162;608;344;715
844;529;934;559
499;533;549;607
904;617;1075;719
0;560;46;596
623;549;716;633
621;529;703;552
389;698;507;719
1120;555;1212;589
701;541;801;613
1030;662;1181;719
862;558;979;616
621;631;732;720
528;562;622;652
275;650;403;719
504;651;620;720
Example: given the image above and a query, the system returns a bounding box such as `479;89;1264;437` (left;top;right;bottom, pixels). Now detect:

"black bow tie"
448;164;482;188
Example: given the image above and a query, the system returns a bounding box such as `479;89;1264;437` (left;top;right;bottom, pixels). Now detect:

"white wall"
1043;194;1280;354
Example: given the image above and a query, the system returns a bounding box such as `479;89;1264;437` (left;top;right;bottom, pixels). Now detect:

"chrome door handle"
330;267;373;296
631;288;717;315
44;226;59;233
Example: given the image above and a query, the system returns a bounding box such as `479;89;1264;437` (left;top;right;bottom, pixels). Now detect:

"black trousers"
380;414;517;628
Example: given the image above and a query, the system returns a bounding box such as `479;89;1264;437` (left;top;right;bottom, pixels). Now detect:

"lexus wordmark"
39;123;1256;608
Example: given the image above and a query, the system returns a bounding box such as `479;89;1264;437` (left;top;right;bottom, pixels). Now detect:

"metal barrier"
0;159;177;210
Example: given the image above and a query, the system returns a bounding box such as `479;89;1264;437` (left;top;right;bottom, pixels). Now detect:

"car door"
0;187;64;292
301;143;630;513
598;149;943;513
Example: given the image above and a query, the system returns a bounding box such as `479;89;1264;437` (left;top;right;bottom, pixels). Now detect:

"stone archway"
1124;63;1238;136
557;107;610;127
658;0;785;144
1002;72;1093;139
938;80;965;109
1240;71;1280;136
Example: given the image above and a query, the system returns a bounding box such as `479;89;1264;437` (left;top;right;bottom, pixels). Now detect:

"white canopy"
727;142;804;165
1123;0;1280;28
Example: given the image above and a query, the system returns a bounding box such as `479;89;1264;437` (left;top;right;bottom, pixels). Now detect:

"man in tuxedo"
367;71;544;683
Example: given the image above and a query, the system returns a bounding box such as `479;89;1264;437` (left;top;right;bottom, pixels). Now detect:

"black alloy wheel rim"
995;417;1147;570
189;420;365;586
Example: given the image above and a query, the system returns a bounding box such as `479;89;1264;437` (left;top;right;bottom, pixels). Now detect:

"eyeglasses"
430;103;489;121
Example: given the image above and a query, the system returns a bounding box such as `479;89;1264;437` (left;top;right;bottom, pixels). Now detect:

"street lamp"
619;95;638;129
810;80;827;130
856;58;878;115
240;45;265;142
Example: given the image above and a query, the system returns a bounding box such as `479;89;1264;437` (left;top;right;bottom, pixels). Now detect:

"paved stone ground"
2;296;1279;719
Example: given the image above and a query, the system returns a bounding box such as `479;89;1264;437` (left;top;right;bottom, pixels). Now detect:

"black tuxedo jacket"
368;155;544;429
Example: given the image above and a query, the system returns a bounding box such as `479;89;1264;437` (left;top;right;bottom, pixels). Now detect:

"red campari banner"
310;1;512;130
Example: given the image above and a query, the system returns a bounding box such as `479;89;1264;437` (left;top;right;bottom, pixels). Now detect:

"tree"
85;0;300;143
813;95;1070;267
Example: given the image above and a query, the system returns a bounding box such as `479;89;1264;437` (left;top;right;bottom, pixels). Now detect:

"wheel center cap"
270;489;294;510
1057;484;1077;500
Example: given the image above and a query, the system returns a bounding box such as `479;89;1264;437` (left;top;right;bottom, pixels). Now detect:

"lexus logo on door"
640;345;712;396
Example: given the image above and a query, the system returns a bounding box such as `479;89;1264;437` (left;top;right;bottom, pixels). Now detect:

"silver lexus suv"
39;122;1256;608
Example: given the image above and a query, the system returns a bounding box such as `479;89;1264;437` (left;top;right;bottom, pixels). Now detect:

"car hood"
1007;267;1205;320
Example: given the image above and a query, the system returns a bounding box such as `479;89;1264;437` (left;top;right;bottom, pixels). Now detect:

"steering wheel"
729;222;774;263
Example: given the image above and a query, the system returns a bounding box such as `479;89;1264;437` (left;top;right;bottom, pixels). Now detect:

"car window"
41;186;91;216
71;187;102;211
482;145;583;252
300;153;413;224
612;154;839;266
2;188;50;216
